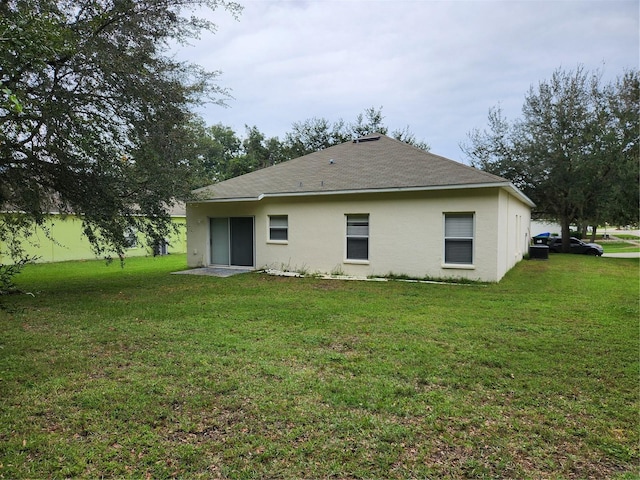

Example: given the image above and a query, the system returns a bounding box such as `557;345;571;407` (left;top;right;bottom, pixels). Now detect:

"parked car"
547;237;603;256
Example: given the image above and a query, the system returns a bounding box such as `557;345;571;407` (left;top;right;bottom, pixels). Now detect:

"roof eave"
501;183;536;208
188;182;536;207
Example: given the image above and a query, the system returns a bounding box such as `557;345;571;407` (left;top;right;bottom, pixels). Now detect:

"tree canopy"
285;106;430;158
462;67;639;249
0;0;241;266
198;107;431;183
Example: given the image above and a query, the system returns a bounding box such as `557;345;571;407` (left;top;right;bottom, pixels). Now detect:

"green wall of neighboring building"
0;215;187;264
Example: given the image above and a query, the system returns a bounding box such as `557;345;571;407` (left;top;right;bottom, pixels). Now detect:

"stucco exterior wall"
495;189;532;281
0;215;187;264
187;187;531;282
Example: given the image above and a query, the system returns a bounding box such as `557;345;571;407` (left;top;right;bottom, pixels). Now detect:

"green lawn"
601;241;640;254
612;234;640;241
1;255;638;479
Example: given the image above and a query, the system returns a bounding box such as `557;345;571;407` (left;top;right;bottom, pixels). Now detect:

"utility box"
532;235;550;245
529;245;549;260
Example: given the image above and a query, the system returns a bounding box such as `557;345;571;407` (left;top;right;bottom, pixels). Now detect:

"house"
531;219;562;237
0;204;187;264
186;134;534;282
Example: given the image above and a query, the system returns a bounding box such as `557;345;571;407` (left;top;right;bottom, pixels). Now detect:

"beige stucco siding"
495;189;532;280
187;187;530;282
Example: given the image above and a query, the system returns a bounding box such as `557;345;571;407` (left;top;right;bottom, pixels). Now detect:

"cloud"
174;0;639;162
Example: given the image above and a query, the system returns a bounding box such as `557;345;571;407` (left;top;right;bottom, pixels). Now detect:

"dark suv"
547;237;603;256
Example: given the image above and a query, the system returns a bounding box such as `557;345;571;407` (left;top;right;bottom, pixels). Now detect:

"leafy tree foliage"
598;72;640;229
0;0;241;266
198;122;243;183
463;67;639;250
241;126;279;173
285;117;350;158
198;107;430;182
390;125;431;152
285;106;430;157
350;106;387;138
197;124;284;182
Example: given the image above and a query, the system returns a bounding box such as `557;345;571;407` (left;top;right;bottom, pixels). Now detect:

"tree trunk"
561;217;572;253
590;225;597;243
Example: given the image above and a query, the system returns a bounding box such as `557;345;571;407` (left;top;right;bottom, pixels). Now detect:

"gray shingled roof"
193;134;533;205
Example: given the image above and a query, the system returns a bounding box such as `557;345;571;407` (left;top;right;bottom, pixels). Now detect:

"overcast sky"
174;0;639;163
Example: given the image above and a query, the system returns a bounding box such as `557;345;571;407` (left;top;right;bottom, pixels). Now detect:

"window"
269;215;288;241
124;227;138;249
346;214;369;261
444;213;474;264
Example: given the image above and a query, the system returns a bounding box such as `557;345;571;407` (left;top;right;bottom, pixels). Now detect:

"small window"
269;215;288;241
444;213;474;264
124;227;138;249
346;214;369;261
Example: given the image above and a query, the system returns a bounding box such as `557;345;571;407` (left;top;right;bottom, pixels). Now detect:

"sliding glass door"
210;217;254;267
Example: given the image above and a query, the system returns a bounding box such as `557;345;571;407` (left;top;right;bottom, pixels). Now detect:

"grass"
601;241;640;254
1;254;638;479
603;242;640;253
611;234;640;241
594;233;640;254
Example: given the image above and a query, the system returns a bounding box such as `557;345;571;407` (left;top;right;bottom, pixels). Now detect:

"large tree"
597;71;640;229
285;106;430;158
198;122;242;184
285;116;349;158
0;0;241;268
463;67;639;251
198;124;284;182
197;107;431;183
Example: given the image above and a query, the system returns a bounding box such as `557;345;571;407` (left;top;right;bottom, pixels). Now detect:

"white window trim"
345;214;370;264
442;212;475;268
344;259;370;265
442;263;476;270
267;215;288;244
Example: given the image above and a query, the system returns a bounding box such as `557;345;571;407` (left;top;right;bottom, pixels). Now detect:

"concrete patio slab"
172;267;254;277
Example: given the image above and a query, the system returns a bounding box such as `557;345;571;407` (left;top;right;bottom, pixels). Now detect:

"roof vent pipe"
353;135;381;144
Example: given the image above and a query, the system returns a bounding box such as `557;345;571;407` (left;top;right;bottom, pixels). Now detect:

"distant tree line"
191;106;430;185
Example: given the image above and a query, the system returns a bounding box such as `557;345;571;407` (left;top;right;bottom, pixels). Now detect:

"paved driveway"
602;252;640;258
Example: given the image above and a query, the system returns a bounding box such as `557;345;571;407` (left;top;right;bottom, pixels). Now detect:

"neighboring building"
531;220;562;237
0;205;187;264
187;134;534;282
